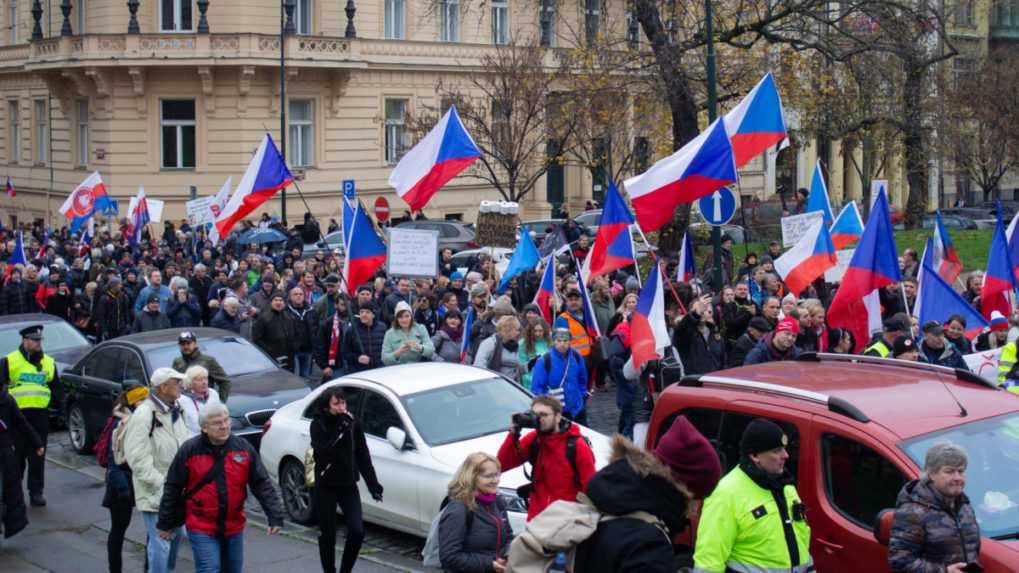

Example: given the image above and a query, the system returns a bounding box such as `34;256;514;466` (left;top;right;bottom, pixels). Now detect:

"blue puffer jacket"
530;348;587;418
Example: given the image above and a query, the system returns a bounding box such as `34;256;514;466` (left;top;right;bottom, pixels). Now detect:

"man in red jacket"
497;395;596;521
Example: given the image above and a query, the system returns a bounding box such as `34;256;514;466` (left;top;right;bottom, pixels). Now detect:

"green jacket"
694;464;812;573
172;351;231;402
382;324;434;365
592;296;616;337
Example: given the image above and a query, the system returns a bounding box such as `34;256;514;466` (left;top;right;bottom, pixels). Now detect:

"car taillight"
467;239;478;248
262;418;272;436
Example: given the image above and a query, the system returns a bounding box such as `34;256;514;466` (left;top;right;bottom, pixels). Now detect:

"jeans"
142;511;183;573
293;352;314;378
188;531;244;573
616;402;634;440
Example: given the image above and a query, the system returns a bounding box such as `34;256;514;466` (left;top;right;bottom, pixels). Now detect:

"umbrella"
238;228;288;245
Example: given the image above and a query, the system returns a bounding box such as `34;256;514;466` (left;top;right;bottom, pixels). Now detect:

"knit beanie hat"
653;416;722;499
990;310;1009;332
776;316;800;335
740;418;787;457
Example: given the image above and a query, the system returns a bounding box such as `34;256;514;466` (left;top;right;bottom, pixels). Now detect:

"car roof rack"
680;374;870;424
796;352;997;390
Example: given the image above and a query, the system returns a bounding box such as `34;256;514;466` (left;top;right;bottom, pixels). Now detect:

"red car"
647;353;1019;572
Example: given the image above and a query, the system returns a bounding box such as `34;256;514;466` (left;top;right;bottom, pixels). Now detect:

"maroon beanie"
653;416;722;499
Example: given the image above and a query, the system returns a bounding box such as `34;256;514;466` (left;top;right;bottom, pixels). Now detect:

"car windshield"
146;337;277;377
899;412;1019;539
0;321;88;353
402;377;532;446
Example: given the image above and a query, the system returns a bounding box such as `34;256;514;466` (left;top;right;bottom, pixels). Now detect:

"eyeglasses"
530;410;553;419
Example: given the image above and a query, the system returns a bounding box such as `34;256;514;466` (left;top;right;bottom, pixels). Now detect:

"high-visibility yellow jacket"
693;465;813;573
864;340;891;358
997;342;1019;393
7;349;55;410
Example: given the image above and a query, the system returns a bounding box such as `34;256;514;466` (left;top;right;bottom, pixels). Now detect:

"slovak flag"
1006;210;1019;283
79;217;94;258
587;182;636;281
677;231;696;282
128;187;151;248
460;308;475;363
931;211;963;285
5;231;27;281
624;118;737;232
829;201;864;250
773;217;837;297
533;255;556;325
630;264;671;369
207;176;233;245
827;188;901;353
388;105;481;211
806;161;833;224
917;259;987;340
722;72;789;168
214;134;293;241
59;171;111;234
5;176;14;198
342;202;387;297
979;209;1016;321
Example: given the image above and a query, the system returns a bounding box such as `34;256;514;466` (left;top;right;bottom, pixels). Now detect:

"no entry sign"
374;196;390;222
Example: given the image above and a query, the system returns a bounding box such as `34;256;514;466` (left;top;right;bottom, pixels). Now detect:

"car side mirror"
873;508;895;546
386;426;408;451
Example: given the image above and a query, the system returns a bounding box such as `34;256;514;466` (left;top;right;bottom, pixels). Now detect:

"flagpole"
634;223;687;315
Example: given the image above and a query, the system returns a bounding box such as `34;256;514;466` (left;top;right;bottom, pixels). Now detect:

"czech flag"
1005;209;1019;282
774;217;837;297
806;161;833;224
722;72;789;168
829;202;864;250
630;264;671;369
827;188;901;353
5;231;26;281
59;171;112;234
624;118;737;232
497;228;541;294
79;217;94;257
587;182;636;281
570;261;602;338
979;210;1015;321
533;255;556;325
342;202;387;297
916;244;986;340
127;187;151;248
677;231;696;282
5;176;14;198
214;134;293;241
388;105;480;211
931;211;963;285
460;308;475;363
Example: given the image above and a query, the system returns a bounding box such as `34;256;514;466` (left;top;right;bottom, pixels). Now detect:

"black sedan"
61;327;313;453
0;313;93;420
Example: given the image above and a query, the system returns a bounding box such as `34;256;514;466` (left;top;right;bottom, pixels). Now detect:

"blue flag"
497;230;540;294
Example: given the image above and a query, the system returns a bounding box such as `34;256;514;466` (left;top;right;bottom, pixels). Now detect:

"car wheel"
66;402;93;454
280;458;315;524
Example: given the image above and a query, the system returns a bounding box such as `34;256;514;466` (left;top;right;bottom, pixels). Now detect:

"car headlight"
498;488;528;513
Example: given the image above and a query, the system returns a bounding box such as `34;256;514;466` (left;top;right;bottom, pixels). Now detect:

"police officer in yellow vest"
694;418;813;573
864;315;908;358
2;324;59;507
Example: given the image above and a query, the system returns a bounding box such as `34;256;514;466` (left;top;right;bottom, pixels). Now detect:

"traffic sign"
697;186;737;226
342;179;356;200
374;196;390;222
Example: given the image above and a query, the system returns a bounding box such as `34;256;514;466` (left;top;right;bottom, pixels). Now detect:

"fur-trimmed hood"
584;435;692;535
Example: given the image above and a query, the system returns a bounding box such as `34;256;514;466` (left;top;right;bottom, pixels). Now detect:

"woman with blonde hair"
474;315;523;383
439;452;511;573
179;365;222;436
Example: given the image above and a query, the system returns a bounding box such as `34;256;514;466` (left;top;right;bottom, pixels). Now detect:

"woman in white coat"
178;365;222;436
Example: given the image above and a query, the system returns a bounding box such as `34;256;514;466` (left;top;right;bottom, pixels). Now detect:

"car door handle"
816;538;844;551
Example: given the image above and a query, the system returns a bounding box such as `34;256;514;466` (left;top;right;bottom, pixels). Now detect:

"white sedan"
259;363;611;537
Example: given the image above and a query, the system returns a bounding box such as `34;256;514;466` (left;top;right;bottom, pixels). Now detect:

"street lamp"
280;0;295;223
704;0;723;289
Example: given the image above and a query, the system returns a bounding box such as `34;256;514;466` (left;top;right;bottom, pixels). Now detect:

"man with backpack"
123;367;190;573
497;395;596;521
531;328;589;426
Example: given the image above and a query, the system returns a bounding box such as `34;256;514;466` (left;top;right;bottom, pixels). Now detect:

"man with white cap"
123;367;190;573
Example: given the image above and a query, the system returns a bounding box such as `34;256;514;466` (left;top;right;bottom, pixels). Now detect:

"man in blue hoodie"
531;328;589;425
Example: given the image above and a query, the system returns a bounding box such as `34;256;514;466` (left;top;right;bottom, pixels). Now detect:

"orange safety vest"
559;311;592;357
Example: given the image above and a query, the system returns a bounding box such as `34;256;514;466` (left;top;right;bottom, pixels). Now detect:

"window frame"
159;99;197;170
8;0;16;44
159;0;194;32
440;0;459;42
76;0;85;33
491;0;509;45
384;0;405;39
33;98;46;165
288;98;314;168
294;0;312;35
8;99;19;163
626;9;640;48
539;0;555;47
383;98;408;165
76;98;89;167
820;431;909;529
584;0;601;44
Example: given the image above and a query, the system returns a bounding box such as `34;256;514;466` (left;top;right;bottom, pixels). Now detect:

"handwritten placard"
186;196;216;226
386;228;439;278
781;211;824;247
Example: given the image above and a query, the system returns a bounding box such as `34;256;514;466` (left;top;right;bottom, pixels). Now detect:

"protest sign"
386;227;439;278
186;196;216;226
781;211;824;247
963;348;1002;383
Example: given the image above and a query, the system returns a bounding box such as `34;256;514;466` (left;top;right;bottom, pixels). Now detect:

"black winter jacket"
727;333;760;368
252;308;297;361
341;319;387;373
1;280;39;315
132;309;171;333
309;412;382;492
95;289;132;340
674;312;724;376
438;498;511;573
0;387;41;538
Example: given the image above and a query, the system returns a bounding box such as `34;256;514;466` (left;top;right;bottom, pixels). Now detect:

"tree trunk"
902;66;929;229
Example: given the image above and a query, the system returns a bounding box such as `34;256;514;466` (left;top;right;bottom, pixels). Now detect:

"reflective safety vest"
7;349;55;410
864;340;891;358
998;342;1017;389
558;311;592;357
693;465;813;573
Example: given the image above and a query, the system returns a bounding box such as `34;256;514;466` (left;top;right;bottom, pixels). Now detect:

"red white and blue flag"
60;171;111;234
127;187;151;248
624;118;737;232
722;72;789;168
214;134;293;241
575;265;602;338
388;105;480;211
587;182;636;281
677;231;696;283
931;211;963;285
806;161;833;224
979;208;1016;321
460;309;475;363
533;255;556;325
5;176;14;198
773;217;837;297
1005;209;1019;283
630;264;671;369
79;217;94;267
827;188;901;352
36;230;48;259
916;238;986;340
342;201;387;297
829;202;864;250
5;231;27;281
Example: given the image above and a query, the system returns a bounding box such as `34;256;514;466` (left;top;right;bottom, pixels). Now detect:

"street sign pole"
705;0;722;290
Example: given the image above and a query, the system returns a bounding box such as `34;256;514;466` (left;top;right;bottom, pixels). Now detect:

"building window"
634;136;649;173
491;0;508;45
954;0;975;27
384;0;404;39
33;99;46;164
539;0;555;47
384;98;408;164
8;0;16;44
76;99;88;167
160;0;193;32
8;100;18;162
953;56;975;88
626;9;640;48
76;0;85;33
294;0;311;35
160;99;195;169
585;0;600;44
440;0;459;42
288;99;314;167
